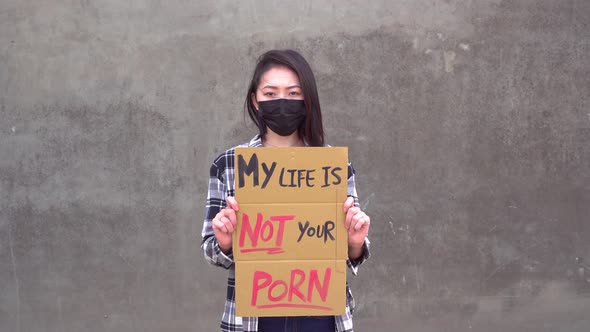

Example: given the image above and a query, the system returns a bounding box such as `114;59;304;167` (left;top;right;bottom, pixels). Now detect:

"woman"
202;49;371;332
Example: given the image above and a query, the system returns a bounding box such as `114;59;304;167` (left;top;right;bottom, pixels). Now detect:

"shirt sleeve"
346;161;371;276
201;159;234;269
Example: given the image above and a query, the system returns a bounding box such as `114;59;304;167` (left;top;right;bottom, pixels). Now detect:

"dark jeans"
258;316;335;332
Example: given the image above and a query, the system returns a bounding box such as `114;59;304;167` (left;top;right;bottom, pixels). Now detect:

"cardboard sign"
234;147;348;317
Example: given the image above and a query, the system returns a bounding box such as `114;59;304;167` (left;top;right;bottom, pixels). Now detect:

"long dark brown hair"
244;49;325;147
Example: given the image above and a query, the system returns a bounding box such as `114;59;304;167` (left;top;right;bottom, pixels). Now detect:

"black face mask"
257;99;306;136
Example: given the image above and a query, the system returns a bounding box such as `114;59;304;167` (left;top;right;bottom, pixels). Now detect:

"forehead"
259;66;300;87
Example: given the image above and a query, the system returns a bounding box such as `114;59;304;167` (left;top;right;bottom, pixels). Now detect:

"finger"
343;196;355;213
345;207;360;230
222;207;237;226
226;196;239;211
220;216;235;233
212;218;228;233
349;211;364;232
214;211;227;228
354;214;370;231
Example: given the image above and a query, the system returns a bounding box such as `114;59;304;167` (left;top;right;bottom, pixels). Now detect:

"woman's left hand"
343;197;370;259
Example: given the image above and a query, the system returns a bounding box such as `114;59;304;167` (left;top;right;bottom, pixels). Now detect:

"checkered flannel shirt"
201;135;371;332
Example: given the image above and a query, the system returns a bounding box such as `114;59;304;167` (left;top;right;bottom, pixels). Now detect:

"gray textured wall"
1;0;589;331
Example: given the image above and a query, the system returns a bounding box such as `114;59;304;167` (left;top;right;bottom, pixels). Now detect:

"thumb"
226;196;239;211
343;196;355;213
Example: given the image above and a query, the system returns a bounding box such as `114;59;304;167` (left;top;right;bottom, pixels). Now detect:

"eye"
264;92;275;97
289;91;302;96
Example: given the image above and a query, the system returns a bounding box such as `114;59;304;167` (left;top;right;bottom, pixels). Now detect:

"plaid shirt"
201;135;371;332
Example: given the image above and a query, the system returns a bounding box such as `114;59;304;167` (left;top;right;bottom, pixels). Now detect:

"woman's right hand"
212;196;239;255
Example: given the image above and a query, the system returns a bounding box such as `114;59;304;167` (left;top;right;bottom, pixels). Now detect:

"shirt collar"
248;135;263;147
247;135;310;147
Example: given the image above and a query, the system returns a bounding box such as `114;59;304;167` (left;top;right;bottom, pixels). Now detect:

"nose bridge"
276;88;289;99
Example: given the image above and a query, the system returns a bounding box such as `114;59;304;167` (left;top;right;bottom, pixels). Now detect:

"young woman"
202;49;371;332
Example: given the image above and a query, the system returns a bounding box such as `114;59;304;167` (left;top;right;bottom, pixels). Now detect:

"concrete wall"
1;0;589;331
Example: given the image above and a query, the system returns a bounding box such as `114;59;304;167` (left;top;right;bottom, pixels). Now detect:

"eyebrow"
261;84;301;89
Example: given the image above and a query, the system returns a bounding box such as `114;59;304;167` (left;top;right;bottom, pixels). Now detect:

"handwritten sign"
234;147;348;317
